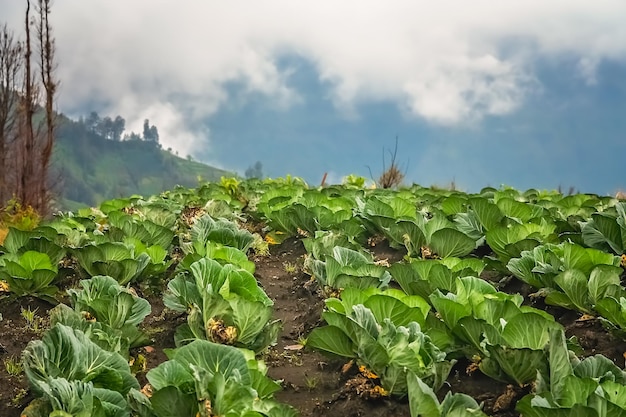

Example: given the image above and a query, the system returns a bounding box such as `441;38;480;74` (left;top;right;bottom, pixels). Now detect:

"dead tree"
0;0;58;215
367;136;406;189
35;0;57;213
17;0;38;210
0;25;23;203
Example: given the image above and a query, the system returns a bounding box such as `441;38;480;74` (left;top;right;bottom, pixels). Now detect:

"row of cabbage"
245;180;626;335
3;177;626;416
237;179;626;416
302;240;626;416
0;187;297;417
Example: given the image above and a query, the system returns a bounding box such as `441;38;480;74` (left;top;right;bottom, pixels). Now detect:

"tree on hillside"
245;161;264;179
83;113;157;144
100;115;125;140
125;131;142;141
85;111;99;132
83;112;126;141
112;115;125;141
100;116;113;139
143;118;159;144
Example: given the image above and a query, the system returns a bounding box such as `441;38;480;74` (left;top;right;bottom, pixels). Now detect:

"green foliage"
22;323;139;401
4;177;626;415
67;275;152;350
0;226;66;264
389;257;485;298
4;356;23;376
428;276;561;385
343;174;368;188
21;378;128;417
516;329;626;416
259;189;357;236
128;340;297;417
108;210;175;248
219;176;241;197
164;258;280;352
0;250;59;302
21;306;46;334
189;214;255;252
302;230;366;260
357;198;477;258
407;372;487;417
307;287;451;395
413;213;477;258
73;242;151;285
305;246;392;292
507;242;621;289
580;202;626;255
357;194;417;232
486;220;557;262
54;115;233;209
179;240;255;274
507;242;623;313
50;304;132;358
127;239;172;281
594;295;626;337
263;174;307;187
1;198;41;231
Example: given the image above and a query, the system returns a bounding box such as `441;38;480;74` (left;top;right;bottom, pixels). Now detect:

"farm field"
1;177;626;417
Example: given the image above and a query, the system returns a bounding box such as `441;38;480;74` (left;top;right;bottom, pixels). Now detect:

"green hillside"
51;115;232;210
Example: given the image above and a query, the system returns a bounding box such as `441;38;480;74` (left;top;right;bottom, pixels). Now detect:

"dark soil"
1;237;626;417
0;296;51;415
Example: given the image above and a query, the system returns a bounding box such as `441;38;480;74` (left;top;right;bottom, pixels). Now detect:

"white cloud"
576;57;600;85
2;1;626;155
118;99;207;158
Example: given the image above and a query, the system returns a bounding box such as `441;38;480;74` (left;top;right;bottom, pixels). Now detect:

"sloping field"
1;178;626;416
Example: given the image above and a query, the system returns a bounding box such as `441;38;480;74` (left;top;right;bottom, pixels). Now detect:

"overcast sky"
2;1;626;194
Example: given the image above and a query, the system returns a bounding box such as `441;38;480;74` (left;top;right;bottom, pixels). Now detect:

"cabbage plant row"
242;179;626;416
0;183;299;416
2;177;626;416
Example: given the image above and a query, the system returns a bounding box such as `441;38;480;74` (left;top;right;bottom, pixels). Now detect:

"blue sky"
205;55;626;193
2;1;626;194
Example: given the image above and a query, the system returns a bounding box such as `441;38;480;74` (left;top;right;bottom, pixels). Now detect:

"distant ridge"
52;114;232;210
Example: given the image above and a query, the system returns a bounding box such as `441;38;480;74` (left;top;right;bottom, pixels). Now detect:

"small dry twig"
368;136;406;189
